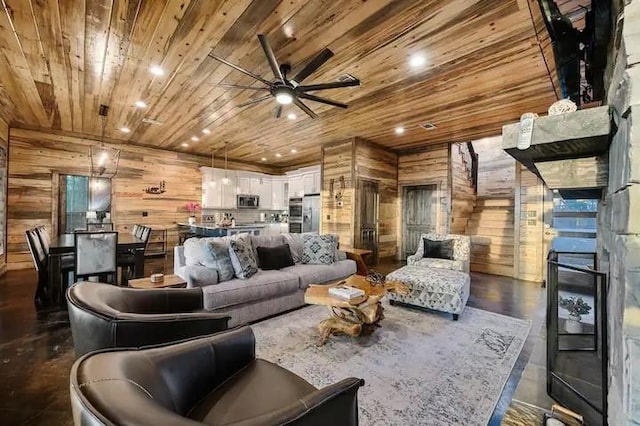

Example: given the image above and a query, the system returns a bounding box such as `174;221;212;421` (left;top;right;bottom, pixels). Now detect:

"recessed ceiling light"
261;157;267;161
395;126;405;135
120;127;131;133
149;65;164;76
134;100;147;108
191;136;199;142
181;143;189;147
202;129;211;135
408;53;426;68
287;113;297;120
291;149;297;153
275;153;282;158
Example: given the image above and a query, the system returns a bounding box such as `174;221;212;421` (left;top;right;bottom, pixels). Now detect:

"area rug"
252;303;531;426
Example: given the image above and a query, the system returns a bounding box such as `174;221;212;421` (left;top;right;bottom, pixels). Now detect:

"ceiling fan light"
276;93;293;105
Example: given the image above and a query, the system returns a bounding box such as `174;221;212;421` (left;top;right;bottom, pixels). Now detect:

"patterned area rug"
252;303;531;426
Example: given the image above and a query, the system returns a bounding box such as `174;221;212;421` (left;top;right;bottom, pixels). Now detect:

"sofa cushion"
301;234;335;265
201;269;300;310
229;236;258;279
412;257;464;272
183;238;205;266
256;244;295;270
282;233;304;263
250;234;286;267
182;265;220;288
281;259;357;289
201;240;235;281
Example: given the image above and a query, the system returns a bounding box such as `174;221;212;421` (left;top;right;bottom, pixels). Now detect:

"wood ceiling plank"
0;1;50;125
58;0;87;132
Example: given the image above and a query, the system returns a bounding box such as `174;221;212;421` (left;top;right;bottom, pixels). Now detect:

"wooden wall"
474;136;516;198
7;128;279;270
321;140;355;249
397;143;450;257
515;165;548;282
0;118;7;275
354;139;398;259
450;143;476;234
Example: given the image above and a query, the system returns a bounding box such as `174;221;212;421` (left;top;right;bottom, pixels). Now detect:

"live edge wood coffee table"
304;275;409;345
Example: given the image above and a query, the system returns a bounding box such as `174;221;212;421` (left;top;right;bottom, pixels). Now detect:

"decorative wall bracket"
329;175;346;204
143;180;166;195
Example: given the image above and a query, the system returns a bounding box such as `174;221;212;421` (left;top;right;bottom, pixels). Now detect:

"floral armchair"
406;233;471;273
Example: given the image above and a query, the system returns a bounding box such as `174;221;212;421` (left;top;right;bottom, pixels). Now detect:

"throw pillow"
201;240;235;282
302;234;336;265
256;244;295;270
423;238;454;260
228;236;258;279
183;237;204;266
282;233;305;263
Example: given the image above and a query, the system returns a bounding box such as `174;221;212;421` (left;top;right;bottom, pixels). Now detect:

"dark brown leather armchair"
66;282;230;358
70;327;364;426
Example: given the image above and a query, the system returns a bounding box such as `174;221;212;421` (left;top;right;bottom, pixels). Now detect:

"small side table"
128;274;187;289
343;248;373;276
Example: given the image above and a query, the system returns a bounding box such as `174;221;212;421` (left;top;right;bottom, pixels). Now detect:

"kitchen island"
177;223;267;238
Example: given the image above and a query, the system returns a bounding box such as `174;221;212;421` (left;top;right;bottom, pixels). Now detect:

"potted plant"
559;296;592;333
186;202;200;225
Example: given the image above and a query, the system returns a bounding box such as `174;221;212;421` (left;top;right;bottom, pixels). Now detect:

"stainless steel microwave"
237;194;260;209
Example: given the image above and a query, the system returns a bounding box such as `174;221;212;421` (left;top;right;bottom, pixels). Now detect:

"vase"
188;216;196;225
564;314;583;334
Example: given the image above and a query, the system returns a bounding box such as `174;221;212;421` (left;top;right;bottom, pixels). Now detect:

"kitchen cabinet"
289;175;304;198
251;178;272;209
314;172;321;194
202;168;223;208
303;174;314;195
237;177;251;194
221;173;237;208
271;178;287;210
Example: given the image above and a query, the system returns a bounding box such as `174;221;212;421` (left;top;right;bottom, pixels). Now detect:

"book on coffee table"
329;286;366;301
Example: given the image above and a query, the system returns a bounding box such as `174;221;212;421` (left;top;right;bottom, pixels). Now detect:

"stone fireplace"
598;1;640;424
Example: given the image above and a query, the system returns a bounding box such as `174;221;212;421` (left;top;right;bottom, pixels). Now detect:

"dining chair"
25;228;48;307
118;226;150;285
135;225;145;239
131;224;140;236
74;232;118;284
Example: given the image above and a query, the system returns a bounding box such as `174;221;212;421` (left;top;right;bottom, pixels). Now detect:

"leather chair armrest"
113;313;230;349
229;377;364;426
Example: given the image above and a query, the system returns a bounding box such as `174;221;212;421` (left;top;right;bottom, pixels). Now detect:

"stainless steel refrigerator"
302;195;320;233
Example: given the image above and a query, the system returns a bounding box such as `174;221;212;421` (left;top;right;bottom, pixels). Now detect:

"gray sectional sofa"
174;233;356;326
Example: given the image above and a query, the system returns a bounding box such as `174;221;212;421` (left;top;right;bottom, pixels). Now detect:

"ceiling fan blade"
294;98;318;119
236;95;272;108
257;34;284;82
214;83;271;91
298;93;348;109
297;80;360;92
274;105;283;118
292;48;334;83
208;53;273;87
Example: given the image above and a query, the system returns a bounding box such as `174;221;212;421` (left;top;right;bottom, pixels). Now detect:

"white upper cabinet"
288;175;304;198
237;176;251;194
271;178;286;210
314;171;321;194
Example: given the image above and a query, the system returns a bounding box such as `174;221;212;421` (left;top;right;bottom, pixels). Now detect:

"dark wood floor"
0;262;546;425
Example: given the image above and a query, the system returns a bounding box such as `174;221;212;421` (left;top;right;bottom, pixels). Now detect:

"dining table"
48;233;146;303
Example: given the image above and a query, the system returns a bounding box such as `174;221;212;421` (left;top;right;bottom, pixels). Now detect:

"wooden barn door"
402;185;437;259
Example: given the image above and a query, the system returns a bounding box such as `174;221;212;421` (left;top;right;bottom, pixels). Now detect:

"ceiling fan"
207;34;360;119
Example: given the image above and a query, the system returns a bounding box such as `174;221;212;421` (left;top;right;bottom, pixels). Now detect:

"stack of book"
329;286;365;301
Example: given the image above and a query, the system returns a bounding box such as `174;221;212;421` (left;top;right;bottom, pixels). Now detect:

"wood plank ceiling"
0;0;560;167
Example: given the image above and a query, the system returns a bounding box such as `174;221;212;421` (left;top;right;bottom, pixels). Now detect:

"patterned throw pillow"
228;236;258;279
301;234;336;265
201;240;235;282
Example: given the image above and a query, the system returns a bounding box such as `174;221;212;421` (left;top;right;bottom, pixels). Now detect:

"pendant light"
209;152;217;187
221;143;230;185
90;104;121;178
